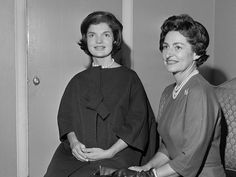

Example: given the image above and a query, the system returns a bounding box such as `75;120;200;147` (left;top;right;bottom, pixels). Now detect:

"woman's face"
161;31;198;74
86;22;114;58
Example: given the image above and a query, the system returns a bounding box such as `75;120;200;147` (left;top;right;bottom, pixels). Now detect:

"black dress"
44;66;157;177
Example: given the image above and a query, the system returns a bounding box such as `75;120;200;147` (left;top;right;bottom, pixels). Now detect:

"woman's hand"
67;132;88;161
70;141;88;162
84;138;128;161
83;147;113;161
128;165;150;172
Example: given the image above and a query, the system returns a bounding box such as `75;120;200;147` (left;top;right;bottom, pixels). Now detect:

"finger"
84;152;95;159
86;151;103;161
82;148;94;153
73;155;87;162
80;143;86;150
73;148;88;160
128;166;136;170
129;166;141;172
86;157;96;161
72;151;88;162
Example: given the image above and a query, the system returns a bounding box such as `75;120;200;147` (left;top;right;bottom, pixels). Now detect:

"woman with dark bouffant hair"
79;11;123;58
108;14;226;177
44;11;157;177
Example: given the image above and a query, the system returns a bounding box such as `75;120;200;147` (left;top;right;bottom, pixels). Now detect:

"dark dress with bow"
44;66;157;177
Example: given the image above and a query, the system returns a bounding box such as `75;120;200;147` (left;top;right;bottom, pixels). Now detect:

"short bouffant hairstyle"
159;14;210;67
78;11;123;56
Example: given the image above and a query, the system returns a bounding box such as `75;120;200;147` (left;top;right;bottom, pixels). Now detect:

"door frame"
15;0;133;176
15;0;28;177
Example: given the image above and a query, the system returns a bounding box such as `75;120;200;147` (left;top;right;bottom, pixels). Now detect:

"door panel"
27;1;122;176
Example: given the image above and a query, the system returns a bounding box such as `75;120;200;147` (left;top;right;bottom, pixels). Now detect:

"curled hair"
159;14;210;67
78;11;123;56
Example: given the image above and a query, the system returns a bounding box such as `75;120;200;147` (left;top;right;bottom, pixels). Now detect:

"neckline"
92;65;123;70
92;58;115;69
172;70;199;99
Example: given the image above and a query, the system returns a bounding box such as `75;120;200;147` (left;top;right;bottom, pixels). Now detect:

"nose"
164;47;174;58
96;35;102;44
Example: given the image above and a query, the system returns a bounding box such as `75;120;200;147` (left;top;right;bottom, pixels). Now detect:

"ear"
193;53;200;61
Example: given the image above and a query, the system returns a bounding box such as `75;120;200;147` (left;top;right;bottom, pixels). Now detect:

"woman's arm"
145;151;170;170
108;138;128;157
129;151;170;172
153;163;179;177
67;132;88;161
67;131;79;145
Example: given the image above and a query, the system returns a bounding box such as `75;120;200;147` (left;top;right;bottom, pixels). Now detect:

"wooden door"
27;1;122;176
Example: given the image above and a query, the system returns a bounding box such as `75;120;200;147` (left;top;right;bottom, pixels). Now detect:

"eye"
104;32;112;38
162;44;168;50
87;33;94;38
175;45;182;50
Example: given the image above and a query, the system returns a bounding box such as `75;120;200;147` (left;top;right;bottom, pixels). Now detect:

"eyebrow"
173;42;185;45
87;30;112;33
163;42;185;45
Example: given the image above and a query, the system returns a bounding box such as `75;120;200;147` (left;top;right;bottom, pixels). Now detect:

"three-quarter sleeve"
57;77;79;142
169;87;218;177
157;91;170;157
114;74;151;151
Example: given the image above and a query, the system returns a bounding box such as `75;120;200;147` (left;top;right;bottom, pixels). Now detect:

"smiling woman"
126;14;226;177
86;23;114;59
43;11;157;177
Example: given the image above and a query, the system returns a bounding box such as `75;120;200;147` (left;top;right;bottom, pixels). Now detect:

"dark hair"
159;14;210;67
78;11;123;56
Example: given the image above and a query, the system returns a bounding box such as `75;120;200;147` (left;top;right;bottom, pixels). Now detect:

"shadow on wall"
199;65;228;86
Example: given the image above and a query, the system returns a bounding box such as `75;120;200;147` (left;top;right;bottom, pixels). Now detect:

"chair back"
215;78;236;175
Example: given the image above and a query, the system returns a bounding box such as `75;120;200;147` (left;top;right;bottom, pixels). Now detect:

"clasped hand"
99;168;156;177
70;141;113;162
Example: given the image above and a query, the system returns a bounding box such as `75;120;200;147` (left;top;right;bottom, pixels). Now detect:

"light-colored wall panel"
214;0;236;83
0;0;17;176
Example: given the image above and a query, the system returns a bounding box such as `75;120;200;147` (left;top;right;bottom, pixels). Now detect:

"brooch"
184;88;189;96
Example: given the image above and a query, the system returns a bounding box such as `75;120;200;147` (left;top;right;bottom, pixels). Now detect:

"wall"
0;0;17;177
214;0;236;84
133;0;215;115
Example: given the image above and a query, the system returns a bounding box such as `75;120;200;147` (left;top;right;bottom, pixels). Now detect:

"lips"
94;46;105;51
166;59;178;65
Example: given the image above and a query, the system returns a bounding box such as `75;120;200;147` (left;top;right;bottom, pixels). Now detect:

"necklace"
172;69;199;99
92;58;115;69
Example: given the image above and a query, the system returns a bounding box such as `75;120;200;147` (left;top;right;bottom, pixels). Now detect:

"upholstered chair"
215;77;236;177
94;78;236;177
